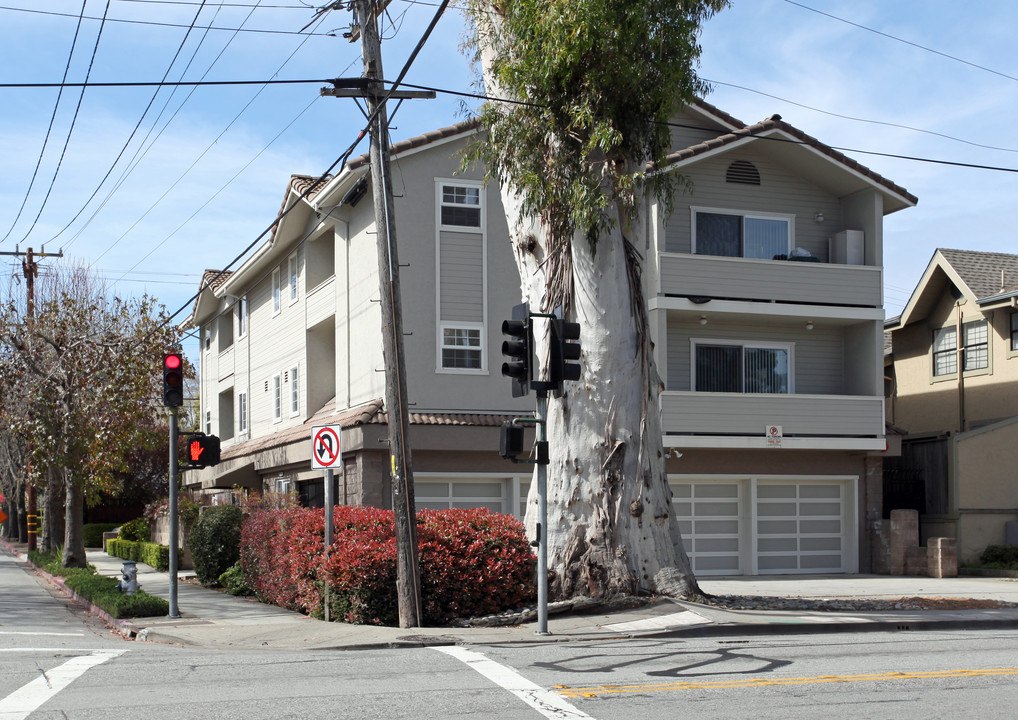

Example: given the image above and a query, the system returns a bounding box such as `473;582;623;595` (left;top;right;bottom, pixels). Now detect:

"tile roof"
652;114;917;206
348;119;481;170
199;269;232;292
938;248;1018;300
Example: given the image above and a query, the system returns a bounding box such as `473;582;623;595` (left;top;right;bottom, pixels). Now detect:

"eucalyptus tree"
464;0;728;599
0;266;179;566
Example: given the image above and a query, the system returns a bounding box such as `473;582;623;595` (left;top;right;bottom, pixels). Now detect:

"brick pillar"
863;456;883;573
928;537;958;578
889;509;919;575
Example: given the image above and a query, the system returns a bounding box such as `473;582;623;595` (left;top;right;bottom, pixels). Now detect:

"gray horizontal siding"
659;253;881;307
661;391;883;437
666;317;844;394
664;147;843;257
440;230;483;323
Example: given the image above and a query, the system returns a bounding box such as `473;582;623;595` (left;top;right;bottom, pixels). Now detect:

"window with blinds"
694;341;791;393
693;209;791;260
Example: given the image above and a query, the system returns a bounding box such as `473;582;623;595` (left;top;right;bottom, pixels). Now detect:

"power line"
73;0;273;255
390;80;1018;174
44;1;212;246
12;0;113;248
783;0;1018;84
0;4;337;36
99;13;348;269
703;78;1018;155
0;0;88;245
0;78;331;89
154;0;452;333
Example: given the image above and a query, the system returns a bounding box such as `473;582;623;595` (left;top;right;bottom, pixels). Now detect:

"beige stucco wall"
890;293;1018;435
954;418;1018;563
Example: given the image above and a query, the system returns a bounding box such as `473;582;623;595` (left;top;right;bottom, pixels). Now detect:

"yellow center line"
556;668;1018;698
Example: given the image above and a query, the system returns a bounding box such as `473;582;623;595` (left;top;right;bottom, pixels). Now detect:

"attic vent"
726;160;760;185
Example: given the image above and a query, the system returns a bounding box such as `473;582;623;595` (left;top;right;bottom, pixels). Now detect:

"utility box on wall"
829;229;865;265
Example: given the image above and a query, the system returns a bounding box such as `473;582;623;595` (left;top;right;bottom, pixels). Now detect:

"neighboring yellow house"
885;248;1018;562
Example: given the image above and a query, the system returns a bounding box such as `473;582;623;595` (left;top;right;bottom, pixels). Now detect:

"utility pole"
324;0;429;628
0;246;63;551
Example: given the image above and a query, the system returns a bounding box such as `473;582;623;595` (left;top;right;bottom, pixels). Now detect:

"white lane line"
434;646;593;720
0;649;126;720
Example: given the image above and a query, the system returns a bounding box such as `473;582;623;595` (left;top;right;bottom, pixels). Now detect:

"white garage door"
672;478;854;576
671;482;743;575
756;483;845;573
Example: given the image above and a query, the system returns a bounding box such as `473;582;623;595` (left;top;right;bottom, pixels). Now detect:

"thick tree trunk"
62;470;87;568
42;467;64;553
476;25;700;601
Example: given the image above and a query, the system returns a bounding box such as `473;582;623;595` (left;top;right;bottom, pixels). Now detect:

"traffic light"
162;353;184;407
501;303;531;397
550;318;582;392
499;421;525;461
184;433;221;469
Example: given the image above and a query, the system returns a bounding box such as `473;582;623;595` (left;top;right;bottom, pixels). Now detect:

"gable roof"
651;113;917;213
888;248;1018;330
938;248;1018;300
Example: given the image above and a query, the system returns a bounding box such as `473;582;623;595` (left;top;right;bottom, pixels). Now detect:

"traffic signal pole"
535;394;549;635
168;407;180;618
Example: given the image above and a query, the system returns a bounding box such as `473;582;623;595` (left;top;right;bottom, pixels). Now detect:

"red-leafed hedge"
239;506;536;626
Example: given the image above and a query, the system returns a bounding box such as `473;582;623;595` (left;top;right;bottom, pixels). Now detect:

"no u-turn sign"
311;425;342;469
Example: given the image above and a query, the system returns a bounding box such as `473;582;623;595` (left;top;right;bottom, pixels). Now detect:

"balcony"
661;391;884;448
658;253;882;308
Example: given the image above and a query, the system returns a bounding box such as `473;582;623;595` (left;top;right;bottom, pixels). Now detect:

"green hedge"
84;523;121;548
189;505;244;586
105;538;180;572
63;572;169;618
29;550;168;618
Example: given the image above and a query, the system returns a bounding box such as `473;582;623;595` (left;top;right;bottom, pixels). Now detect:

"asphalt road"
5;550;1018;719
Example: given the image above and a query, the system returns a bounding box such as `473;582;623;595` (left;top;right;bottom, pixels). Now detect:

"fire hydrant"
117;560;139;595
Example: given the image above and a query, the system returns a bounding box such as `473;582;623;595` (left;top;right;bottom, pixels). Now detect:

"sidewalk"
7;538;1018;650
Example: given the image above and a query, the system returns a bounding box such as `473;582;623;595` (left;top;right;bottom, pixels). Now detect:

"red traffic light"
163;353;184;406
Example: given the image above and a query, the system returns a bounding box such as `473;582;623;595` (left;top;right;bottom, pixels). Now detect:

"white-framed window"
289;364;299;416
288;253;299;304
440;324;483;370
272;268;281;314
203;328;211;353
205;410;211;435
272;374;282;422
1011;313;1018;352
439;183;482;229
692;207;793;260
933;320;989;377
237;296;248;338
238;391;248;434
692;339;793;393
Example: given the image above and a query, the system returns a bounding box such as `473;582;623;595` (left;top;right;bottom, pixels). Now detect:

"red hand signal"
190;440;204;462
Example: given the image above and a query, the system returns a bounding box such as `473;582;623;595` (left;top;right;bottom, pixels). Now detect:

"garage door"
672;477;854;576
671;482;743;575
756;483;845;573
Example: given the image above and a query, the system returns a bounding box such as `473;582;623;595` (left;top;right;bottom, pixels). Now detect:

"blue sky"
1;1;1016;363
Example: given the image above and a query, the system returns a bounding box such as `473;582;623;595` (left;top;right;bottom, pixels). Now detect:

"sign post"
312;425;342;622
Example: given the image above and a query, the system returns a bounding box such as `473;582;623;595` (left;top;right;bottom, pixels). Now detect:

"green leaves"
466;0;727;248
